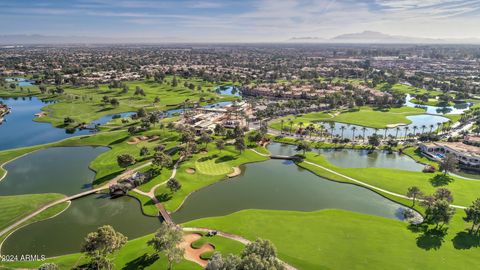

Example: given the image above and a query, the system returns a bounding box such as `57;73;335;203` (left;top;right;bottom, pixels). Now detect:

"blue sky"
1;0;480;41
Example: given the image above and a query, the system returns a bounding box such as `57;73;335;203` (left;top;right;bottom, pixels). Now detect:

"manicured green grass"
185;209;479;270
300;152;480;207
270;106;426;130
410;98;454;107
402;146;439;169
0;194;66;231
378;83;443;97
30;78;238;128
1;231;244;270
156;145;268;212
195;156;233;175
0;201;70;247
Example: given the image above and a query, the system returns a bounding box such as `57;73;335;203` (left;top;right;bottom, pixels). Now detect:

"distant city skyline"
2;0;480;42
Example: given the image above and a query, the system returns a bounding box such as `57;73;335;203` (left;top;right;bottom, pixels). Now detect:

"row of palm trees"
279;118;454;141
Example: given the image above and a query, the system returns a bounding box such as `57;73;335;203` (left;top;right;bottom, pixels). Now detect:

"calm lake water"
5;77;35;87
172;159;410;223
404;94;471;115
216;86;241;97
267;143;424;172
0;97;133;151
2;195;161;257
0;146;109;196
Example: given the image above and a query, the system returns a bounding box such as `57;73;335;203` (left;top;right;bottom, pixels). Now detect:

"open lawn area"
378;83;443;97
270;106;426;130
0;231;244;270
25;77;238;128
185;209;480;270
0;194;65;231
300;152;480;207
155;145;269;213
409;98;454;107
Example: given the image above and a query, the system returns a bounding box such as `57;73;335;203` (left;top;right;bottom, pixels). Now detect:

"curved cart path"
249;148;466;210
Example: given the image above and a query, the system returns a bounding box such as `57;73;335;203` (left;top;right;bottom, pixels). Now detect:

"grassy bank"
270;106;425;131
185;209;479;270
0;231;244;270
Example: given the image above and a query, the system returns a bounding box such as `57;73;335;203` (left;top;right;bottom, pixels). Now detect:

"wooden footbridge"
270;154;302;161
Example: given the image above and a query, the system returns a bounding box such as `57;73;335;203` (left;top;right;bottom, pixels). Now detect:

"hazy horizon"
2;0;480;43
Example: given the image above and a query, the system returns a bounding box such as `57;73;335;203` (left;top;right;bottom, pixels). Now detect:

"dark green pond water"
0;146;109;196
1;195;161;257
172;159;410;223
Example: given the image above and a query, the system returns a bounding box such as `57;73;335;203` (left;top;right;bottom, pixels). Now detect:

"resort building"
419;141;480;170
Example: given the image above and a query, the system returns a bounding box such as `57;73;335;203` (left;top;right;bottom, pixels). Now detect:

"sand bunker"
185;168;196;174
179;233;215;267
126;137;140;145
227;166;241;177
386;123;407;128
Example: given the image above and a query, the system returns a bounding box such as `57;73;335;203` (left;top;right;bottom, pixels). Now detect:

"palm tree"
413;125;418;137
298;122;304;136
429;124;434;133
340;125;346;139
289;119;294;134
404;126;410;138
280;119;284;134
329;123;335;139
395;127;400;139
383;128;388;139
351;126;357;141
436;122;442;134
421;124;426;134
361;127;367;142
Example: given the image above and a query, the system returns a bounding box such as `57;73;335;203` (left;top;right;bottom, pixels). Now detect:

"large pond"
216;86;241;97
267;143;424;172
171;158;411;224
404;94;471;115
2;195;161;257
319;114;449;139
0;97;133;151
5;77;35;87
0;146;109;196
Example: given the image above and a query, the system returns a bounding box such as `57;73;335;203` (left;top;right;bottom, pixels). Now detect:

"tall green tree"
234;137;246;154
296;141;311;156
406;186;423;206
215;138;225;153
81;225;127;270
439;153;458;176
148;223;184;270
117;154;135;169
167;178;182;193
464;198;480;233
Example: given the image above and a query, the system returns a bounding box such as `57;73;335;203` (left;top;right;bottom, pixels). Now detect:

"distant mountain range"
1;31;480;45
289;31;480;44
